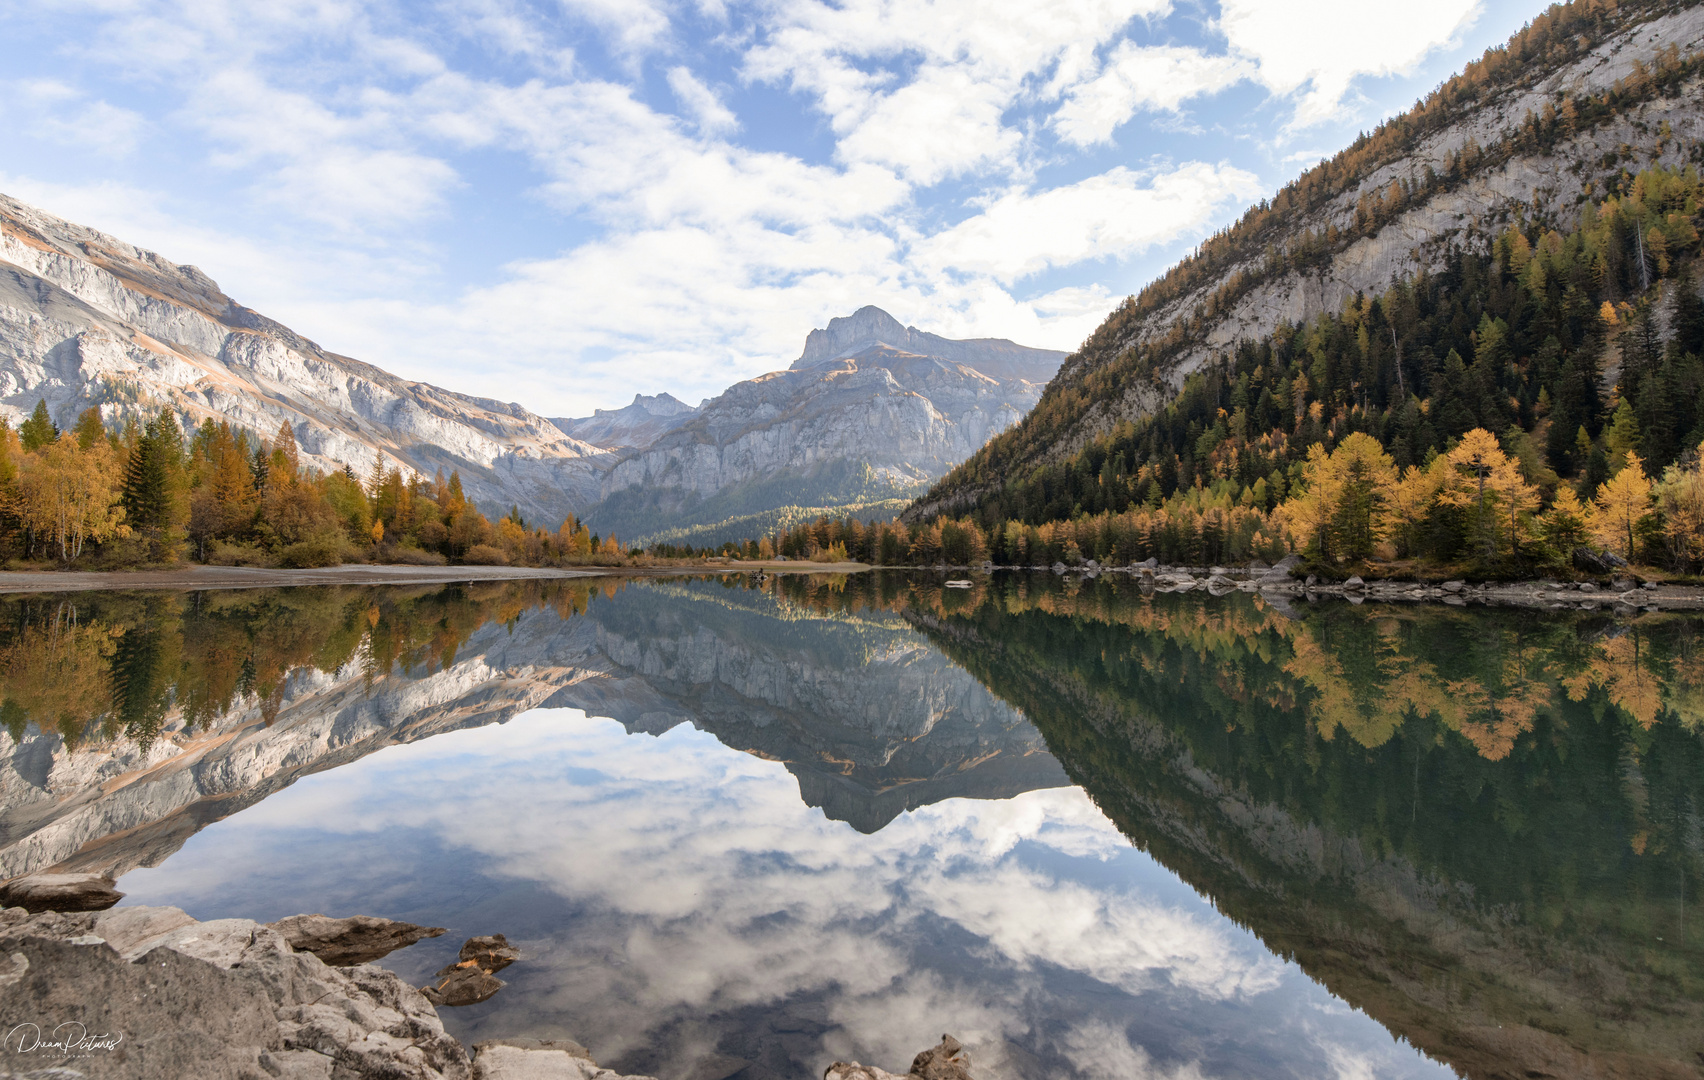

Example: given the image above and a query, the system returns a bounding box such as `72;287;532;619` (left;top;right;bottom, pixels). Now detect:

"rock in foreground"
0;872;124;913
268;912;448;965
0;905;653;1080
827;1034;975;1080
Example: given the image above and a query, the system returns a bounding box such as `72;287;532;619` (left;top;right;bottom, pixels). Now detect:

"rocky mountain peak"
793;306;1066;385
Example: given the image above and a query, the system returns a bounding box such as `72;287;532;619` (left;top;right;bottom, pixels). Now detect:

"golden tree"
1437;428;1539;558
15;435;128;561
1280;432;1396;559
1655;443;1704;570
1587;450;1654;560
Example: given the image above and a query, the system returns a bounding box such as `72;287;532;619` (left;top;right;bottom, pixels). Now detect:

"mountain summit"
793;305;1064;384
588;308;1065;545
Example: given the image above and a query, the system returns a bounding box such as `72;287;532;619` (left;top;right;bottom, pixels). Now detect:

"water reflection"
4;573;1701;1078
116;712;1440;1080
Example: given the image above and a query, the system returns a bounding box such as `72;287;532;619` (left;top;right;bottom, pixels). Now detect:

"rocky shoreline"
977;555;1704;613
0;883;971;1080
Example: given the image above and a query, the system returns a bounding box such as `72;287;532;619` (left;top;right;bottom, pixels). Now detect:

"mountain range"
0;195;1060;541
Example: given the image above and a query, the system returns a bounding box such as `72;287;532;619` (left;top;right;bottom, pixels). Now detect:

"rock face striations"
549;393;698;451
589;307;1063;544
912;2;1704;518
0;193;615;526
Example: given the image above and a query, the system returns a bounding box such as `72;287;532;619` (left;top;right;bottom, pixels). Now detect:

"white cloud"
667;66;740;135
1053;43;1250;146
10;80;147;158
1219;0;1482;127
916;162;1261;284
744;0;1170;184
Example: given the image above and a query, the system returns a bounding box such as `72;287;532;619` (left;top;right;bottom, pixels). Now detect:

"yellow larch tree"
1437;428;1539;558
1588;450;1654;560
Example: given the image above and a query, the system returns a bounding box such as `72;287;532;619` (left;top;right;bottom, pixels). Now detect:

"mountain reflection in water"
1;574;1699;1078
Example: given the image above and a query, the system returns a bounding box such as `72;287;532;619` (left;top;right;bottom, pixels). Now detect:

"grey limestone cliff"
593;310;1064;541
0;194;613;525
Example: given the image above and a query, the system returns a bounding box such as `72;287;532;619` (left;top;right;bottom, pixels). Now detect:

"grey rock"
1;905;477;1080
1612;576;1637;591
1578;583;1598;592
826;1034;976;1080
1343;576;1365;590
0;873;122;913
268;914;447;966
1304;574;1318;587
1573;547;1629;574
1138;557;1158;569
1440;580;1466;593
1271;554;1304;572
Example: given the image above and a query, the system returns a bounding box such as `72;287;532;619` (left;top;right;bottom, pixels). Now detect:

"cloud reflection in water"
118;709;1450;1080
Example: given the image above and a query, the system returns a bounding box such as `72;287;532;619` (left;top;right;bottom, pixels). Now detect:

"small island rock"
268;913;447;966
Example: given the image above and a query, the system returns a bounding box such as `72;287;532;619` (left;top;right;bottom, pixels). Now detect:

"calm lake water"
2;574;1700;1079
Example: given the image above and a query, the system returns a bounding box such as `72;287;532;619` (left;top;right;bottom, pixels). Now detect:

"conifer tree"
1588;451;1654;559
19;400;57;452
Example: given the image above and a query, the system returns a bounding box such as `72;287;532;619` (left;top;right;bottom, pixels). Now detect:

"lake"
2;574;1700;1079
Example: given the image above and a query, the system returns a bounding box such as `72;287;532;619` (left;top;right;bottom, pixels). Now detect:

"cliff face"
0;580;1063;880
912;2;1704;518
550;393;698;450
593;311;1062;541
0;193;614;523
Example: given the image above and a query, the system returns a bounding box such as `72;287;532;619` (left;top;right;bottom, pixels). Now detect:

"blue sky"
0;0;1542;417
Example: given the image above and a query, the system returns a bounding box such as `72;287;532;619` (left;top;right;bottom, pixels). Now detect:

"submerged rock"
423;933;522;1006
826;1034;975;1080
457;933;521;974
268;913;447;966
0;872;123;913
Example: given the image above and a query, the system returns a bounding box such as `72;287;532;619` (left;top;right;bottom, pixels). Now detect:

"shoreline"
0;560;870;594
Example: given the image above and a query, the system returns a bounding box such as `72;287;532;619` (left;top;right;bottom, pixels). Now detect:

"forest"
0;407;635;570
741;164;1704;576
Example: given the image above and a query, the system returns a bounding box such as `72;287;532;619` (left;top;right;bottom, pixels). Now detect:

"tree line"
0;408;634;569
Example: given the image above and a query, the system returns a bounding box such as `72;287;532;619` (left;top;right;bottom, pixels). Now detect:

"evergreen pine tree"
19;399;57;452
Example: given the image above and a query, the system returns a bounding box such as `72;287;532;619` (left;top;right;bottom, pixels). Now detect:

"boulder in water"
267;913;446;966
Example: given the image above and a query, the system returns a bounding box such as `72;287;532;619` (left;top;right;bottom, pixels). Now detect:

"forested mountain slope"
912;0;1704;533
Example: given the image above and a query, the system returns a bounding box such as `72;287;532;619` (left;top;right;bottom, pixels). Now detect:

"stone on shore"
0;905;651;1080
268;913;447;966
0;872;124;913
471;1038;656;1080
826;1034;975;1080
